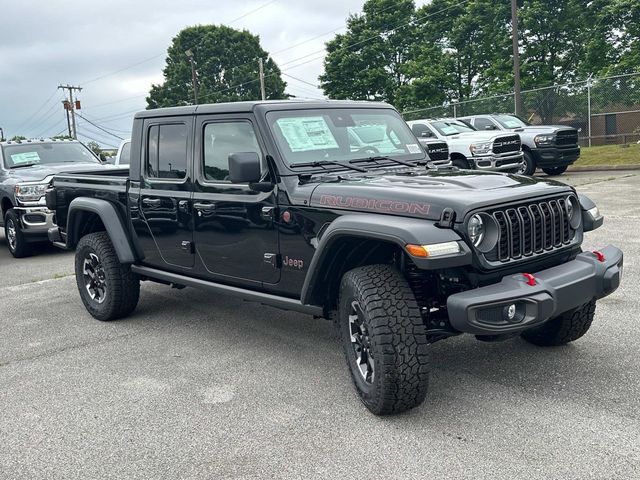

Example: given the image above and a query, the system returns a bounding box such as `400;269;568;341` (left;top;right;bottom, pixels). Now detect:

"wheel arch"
1;196;14;219
66;197;136;264
300;214;469;310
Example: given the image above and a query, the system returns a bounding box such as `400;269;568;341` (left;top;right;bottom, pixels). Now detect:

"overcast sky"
0;0;429;148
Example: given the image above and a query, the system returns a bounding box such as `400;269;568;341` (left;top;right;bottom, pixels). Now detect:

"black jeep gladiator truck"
46;100;623;415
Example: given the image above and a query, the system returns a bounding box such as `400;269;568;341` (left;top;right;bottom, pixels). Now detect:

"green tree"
147;25;286;108
86;141;102;155
320;0;449;112
52;134;73;140
10;135;27;141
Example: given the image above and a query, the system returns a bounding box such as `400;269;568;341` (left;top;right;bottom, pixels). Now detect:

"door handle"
142;198;161;207
193;202;216;211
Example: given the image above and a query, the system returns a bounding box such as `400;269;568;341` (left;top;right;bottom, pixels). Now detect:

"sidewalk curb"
567;164;640;172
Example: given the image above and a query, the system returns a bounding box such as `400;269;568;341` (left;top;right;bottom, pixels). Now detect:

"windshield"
2;142;100;169
266;108;426;168
428;120;476;136
493;115;529;129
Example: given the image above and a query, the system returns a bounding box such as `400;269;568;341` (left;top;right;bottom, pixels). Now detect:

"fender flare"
66;197;136;264
300;214;471;306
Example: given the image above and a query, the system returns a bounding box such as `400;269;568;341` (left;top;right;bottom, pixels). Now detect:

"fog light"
507;304;516;320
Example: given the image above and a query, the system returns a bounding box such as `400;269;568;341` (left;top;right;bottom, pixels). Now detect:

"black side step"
130;265;323;317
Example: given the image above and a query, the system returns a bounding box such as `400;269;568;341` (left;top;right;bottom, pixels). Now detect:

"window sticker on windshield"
406;143;421;154
276;117;339;152
10;152;41;165
440;126;459;135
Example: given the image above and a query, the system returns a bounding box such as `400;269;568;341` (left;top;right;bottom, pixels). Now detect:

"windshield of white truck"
429;120;476;136
266;108;426;168
494;115;529;129
2;142;100;169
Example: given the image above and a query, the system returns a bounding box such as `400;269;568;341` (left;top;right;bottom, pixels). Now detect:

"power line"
27;100;65;135
13;89;60;132
75;112;124;140
226;0;277;24
282;73;319;89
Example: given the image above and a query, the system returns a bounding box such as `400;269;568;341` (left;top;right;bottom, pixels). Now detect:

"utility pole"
258;58;266;101
62;100;72;137
185;49;199;104
0;127;4;141
58;84;82;139
511;0;523;117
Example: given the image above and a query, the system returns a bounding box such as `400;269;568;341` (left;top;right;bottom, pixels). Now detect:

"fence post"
587;75;592;148
452;99;458;118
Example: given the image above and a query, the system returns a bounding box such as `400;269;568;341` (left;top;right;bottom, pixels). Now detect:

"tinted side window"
203;122;262;182
473;118;497;130
119;142;131;165
147;123;187;179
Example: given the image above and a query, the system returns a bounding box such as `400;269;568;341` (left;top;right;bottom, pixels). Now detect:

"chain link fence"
403;72;640;147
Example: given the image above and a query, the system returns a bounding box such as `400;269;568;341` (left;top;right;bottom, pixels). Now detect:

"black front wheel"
542;166;568;176
4;209;32;258
338;265;430;415
452;157;471;170
517;151;536;175
75;232;140;321
521;299;596;346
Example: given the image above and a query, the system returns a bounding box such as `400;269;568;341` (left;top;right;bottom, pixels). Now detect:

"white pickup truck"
407;118;524;173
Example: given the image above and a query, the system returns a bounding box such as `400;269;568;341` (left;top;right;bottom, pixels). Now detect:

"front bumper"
14;207;56;239
531;146;580;167
473;151;524;171
447;245;623;335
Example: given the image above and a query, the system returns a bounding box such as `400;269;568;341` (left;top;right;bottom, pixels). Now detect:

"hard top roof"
133;99;394;119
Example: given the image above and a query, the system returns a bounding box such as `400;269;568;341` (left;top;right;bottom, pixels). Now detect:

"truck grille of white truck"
492;135;521;154
556;129;579;146
425;142;449;161
484;197;576;263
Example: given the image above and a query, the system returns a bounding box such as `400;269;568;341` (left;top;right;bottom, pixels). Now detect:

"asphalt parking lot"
1;171;638;479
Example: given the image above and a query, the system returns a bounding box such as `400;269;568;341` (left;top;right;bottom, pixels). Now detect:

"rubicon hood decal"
319;194;431;216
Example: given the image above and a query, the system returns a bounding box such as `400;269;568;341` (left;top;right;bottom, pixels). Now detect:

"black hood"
301;169;572;221
3;162;114;183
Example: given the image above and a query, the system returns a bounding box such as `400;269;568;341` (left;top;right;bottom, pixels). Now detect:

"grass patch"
576;143;640;166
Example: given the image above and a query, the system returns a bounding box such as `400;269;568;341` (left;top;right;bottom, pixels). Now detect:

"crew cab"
47;100;622;415
0;138;114;257
459;114;581;176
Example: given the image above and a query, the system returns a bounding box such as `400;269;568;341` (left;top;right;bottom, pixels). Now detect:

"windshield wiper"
10;163;39;169
350;155;417;168
289;160;368;173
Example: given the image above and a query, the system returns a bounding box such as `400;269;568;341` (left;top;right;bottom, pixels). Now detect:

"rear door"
191;114;279;286
136;117;195;270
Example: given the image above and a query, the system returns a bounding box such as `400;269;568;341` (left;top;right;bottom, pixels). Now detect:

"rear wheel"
517;151;536;175
4;209;32;258
542;166;568;176
521;299;596;346
338;264;430;415
75;232;140;321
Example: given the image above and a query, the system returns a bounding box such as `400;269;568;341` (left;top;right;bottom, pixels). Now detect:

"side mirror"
99;152;107;163
485;125;497;131
228;152;262;183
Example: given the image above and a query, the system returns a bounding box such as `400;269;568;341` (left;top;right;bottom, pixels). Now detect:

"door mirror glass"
228;152;262;183
485;124;497;130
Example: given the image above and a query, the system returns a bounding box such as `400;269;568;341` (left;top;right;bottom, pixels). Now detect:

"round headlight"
566;195;581;229
468;214;484;247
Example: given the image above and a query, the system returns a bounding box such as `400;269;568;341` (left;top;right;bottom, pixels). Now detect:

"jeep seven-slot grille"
484;197;576;263
556;129;579;147
492;135;521;154
426;142;449;161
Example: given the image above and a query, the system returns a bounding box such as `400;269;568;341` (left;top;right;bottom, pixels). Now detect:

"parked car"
0;138;119;257
47;100;622;416
414;135;451;168
407;118;524;173
458;114;580;176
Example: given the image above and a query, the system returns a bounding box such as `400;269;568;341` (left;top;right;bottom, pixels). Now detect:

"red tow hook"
523;273;536;286
593;250;605;263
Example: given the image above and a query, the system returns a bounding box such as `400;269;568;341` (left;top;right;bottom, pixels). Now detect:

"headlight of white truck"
469;142;492;155
534;134;555;146
14;183;49;202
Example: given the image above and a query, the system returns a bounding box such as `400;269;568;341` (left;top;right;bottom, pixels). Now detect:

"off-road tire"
521;299;596;346
452;157;471;170
4;209;32;258
542;166;568;176
75;232;140;321
518;151;536;175
338;265;429;415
